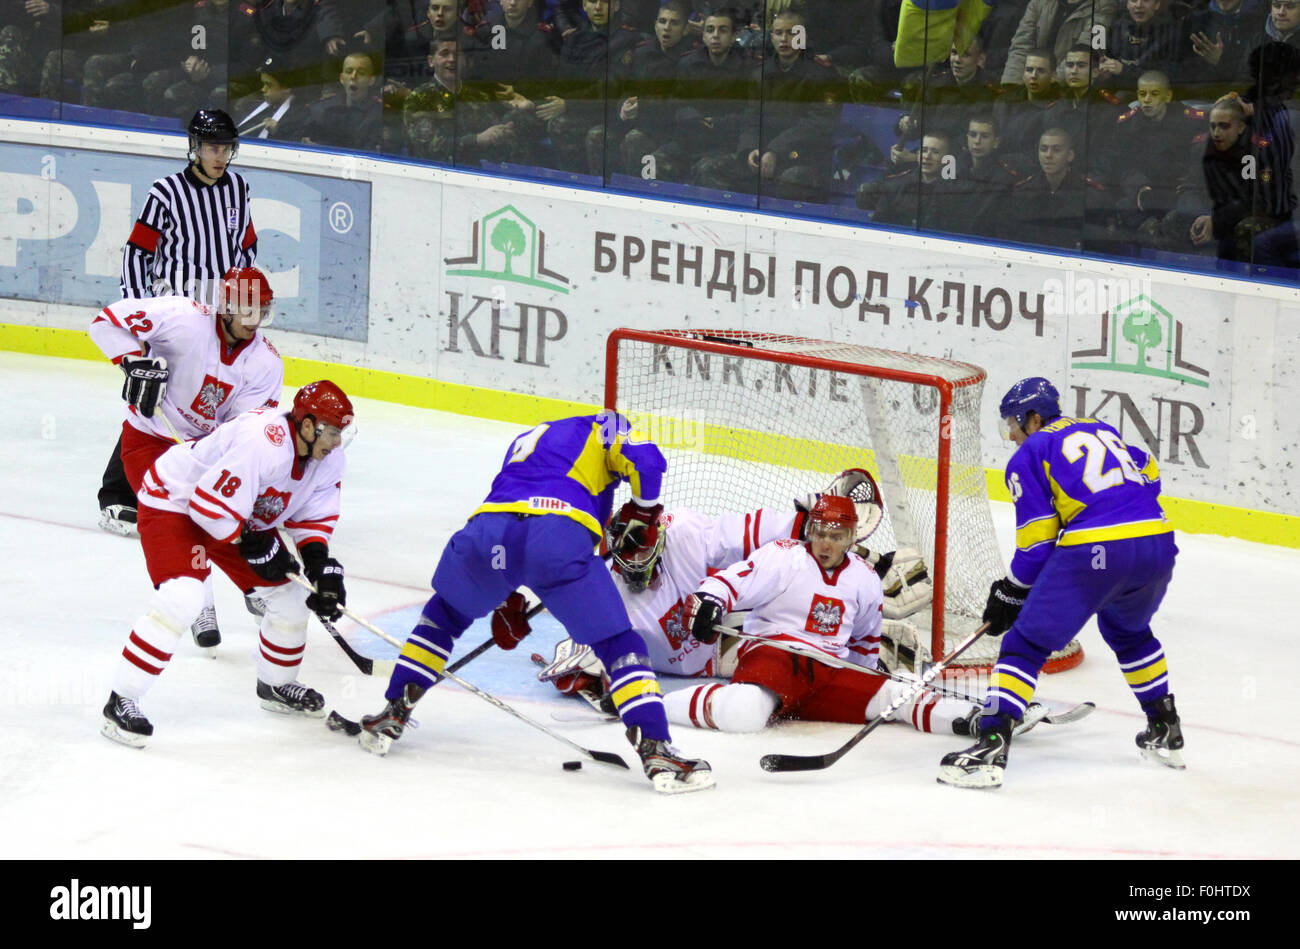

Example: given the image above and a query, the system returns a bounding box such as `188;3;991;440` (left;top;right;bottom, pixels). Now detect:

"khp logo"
443;204;570;367
1070;294;1213;469
444;204;570;294
1071;294;1209;388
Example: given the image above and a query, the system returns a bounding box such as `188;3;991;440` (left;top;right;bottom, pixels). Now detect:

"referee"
98;108;260;649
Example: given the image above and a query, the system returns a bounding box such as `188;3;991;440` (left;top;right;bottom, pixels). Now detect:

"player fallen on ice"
937;377;1183;789
89;267;284;654
355;411;715;794
100;382;355;748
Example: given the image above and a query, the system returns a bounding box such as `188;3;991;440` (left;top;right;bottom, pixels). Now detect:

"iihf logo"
226;207;239;231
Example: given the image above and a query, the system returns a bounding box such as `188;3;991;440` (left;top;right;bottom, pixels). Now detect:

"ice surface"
1;352;1296;859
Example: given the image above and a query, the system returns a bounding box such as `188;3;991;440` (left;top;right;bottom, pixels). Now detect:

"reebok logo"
49;879;151;929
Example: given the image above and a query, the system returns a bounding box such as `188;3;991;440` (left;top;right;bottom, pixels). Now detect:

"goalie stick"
759;622;990;774
285;574;630;769
718;627;1095;734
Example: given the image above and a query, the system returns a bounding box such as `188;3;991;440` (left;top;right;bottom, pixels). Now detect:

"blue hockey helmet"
998;377;1061;437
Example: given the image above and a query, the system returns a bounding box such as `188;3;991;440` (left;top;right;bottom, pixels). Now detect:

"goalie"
509;470;984;736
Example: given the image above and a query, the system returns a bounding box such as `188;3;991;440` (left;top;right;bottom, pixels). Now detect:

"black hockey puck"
562;760;583;771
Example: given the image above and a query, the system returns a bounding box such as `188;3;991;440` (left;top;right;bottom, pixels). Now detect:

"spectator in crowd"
1236;41;1299;263
230;0;348;103
740;5;843;202
548;0;641;176
1053;44;1123;170
955;111;1026;191
1095;0;1184;94
676;6;760;191
2;1;61;98
1001;0;1121;86
612;0;695;179
1178;0;1268;98
997;48;1067;172
981;0;1033;80
137;0;234;120
1001;125;1112;250
897;34;1005;156
866;130;974;234
1106;70;1205;229
302;50;384;150
1243;0;1300;80
404;31;546;166
234;58;314;140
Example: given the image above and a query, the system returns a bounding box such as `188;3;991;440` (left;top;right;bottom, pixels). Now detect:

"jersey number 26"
1061;430;1144;494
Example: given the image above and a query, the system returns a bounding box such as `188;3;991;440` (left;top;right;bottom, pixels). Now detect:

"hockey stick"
758;622;991;774
284;574;629;769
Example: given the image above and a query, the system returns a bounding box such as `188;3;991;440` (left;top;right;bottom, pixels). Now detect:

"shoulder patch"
265;423;286;446
262;336;280;357
775;538;800;549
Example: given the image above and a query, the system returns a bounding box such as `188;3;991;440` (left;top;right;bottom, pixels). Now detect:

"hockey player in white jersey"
667;494;986;735
100;381;353;749
89;266;284;652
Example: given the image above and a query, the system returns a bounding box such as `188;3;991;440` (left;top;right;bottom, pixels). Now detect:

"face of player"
949;42;984;82
1037;133;1074;177
428;0;457;31
655;8;686;51
919;137;948;180
1128;0;1162;24
1136;78;1172;119
771;15;802;63
430;41;460;85
808;522;853;570
310;422;345;460
584;0;616;30
967;122;998;161
1063;52;1092;91
1023;56;1054;96
1209;108;1245;151
220;302;270;343
703;15;736;58
261;73;290;106
193;142;233;180
1272;0;1300;33
340;55;376;104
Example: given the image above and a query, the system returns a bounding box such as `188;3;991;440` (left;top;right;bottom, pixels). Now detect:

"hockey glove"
982;578;1029;637
490;591;532;650
681;592;725;645
241;528;300;583
300;541;346;622
121;354;169;418
536;638;606;696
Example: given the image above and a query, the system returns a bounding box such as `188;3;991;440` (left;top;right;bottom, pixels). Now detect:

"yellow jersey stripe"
606;437;643;499
1043;459;1087;525
470;502;604;538
564;423;618;497
1058;518;1173;546
1016;514;1062;550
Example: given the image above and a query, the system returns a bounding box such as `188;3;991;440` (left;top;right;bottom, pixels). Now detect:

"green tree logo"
490;218;526;275
1122;308;1161;368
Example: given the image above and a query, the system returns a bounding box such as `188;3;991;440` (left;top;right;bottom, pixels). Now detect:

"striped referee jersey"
122;165;257;308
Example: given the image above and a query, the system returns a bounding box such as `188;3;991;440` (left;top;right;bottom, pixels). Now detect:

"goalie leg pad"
113;576;205;699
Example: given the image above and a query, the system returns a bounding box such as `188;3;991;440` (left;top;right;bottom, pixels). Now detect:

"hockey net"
605;328;1083;677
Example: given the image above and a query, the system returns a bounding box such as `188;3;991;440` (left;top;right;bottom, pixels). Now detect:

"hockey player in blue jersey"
357;411;715;793
937;378;1183;789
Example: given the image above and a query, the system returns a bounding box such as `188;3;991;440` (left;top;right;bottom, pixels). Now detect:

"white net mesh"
607;329;1074;670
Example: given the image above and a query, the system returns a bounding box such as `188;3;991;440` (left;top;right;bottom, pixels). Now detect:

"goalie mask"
606;512;667;593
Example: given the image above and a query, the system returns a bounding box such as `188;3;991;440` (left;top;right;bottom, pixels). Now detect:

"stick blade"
586;749;631;769
759;753;833;773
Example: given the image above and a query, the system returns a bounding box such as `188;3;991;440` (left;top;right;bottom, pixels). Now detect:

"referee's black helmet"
187;109;239;160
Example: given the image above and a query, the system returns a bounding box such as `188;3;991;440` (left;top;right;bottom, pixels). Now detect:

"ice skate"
98;504;139;538
101;692;153;748
358;684;423;756
244;593;267;618
937;716;1012;789
257;680;326;717
1136;694;1185;770
626;726;715;794
191;605;221;653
